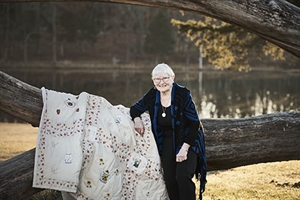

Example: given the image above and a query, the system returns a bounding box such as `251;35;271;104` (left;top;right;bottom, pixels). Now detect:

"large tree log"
0;149;42;199
0;71;42;127
0;71;300;199
1;0;300;58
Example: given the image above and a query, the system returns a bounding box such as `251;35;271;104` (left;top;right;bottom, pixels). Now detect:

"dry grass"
201;161;300;200
0;122;38;162
1;123;299;199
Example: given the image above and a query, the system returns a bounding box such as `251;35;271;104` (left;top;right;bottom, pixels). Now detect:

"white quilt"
33;88;168;200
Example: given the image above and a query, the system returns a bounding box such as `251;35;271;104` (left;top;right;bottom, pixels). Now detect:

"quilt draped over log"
33;88;168;200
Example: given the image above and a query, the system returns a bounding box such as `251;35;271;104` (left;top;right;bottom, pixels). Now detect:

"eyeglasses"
153;77;170;83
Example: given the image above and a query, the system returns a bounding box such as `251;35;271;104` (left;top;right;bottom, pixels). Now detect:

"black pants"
161;136;197;200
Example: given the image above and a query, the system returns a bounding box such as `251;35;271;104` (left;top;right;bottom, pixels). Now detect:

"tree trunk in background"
1;4;10;62
34;3;41;56
24;32;34;62
52;3;57;66
0;70;300;199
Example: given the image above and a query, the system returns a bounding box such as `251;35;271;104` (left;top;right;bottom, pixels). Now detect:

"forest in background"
0;2;299;71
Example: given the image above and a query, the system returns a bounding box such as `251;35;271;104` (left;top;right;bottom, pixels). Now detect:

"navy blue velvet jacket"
130;82;207;195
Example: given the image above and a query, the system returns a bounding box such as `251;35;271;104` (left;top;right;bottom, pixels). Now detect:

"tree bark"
204;113;300;170
0;0;299;58
0;72;42;127
0;149;42;200
0;70;300;199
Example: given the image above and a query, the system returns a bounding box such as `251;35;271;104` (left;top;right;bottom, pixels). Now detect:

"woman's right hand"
133;117;144;136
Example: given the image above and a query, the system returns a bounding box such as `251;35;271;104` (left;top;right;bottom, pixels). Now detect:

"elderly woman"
130;63;206;200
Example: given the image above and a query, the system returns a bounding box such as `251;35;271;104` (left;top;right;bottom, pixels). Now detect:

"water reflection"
194;70;299;118
1;68;299;121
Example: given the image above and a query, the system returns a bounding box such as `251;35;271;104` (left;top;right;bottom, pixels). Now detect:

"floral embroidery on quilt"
84;180;93;188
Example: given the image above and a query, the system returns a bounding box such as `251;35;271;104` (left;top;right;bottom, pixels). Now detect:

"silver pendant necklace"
161;94;171;118
162;106;167;117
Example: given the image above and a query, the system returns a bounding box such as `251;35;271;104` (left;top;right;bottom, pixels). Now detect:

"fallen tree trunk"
0;71;300;199
0;149;42;199
0;71;42;127
1;0;300;58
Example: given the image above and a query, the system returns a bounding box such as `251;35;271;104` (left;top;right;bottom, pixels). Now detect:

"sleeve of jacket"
130;89;152;120
183;90;200;146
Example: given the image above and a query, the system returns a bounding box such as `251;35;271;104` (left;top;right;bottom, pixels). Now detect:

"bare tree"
1;4;10;62
52;3;57;66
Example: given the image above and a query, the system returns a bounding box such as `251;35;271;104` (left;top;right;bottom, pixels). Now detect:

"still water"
1;68;299;120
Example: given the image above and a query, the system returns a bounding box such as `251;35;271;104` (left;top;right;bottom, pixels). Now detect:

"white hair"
151;63;175;78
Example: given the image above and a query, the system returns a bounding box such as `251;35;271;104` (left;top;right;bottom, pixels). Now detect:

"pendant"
162;112;166;117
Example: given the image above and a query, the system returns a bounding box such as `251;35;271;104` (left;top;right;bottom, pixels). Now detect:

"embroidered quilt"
33;88;168;200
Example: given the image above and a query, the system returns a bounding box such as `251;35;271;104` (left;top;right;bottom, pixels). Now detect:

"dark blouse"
157;105;172;137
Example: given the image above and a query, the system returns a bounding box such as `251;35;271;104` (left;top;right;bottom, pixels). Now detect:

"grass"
201;162;300;200
0;122;38;162
1;122;299;199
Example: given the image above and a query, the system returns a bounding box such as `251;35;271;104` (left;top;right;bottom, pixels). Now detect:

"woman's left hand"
176;143;190;162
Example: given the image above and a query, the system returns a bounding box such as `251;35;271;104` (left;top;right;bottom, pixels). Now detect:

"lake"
1;67;299;121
